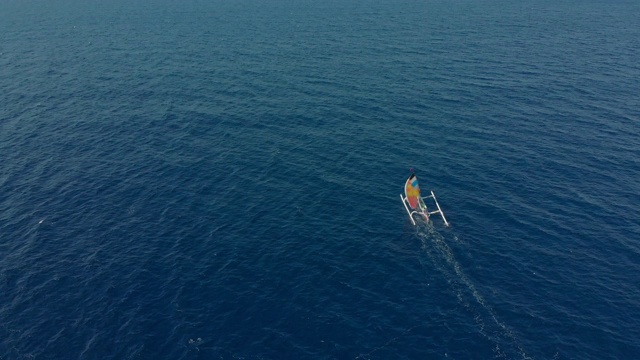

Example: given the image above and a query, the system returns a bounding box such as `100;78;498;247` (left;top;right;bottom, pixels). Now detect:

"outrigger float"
400;173;449;226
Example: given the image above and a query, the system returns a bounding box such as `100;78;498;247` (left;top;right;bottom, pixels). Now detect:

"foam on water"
416;221;531;360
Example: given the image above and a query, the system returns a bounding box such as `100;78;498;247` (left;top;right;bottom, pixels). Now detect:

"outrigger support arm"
400;191;450;227
429;190;450;227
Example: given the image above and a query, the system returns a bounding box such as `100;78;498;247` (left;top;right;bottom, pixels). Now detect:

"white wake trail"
416;222;531;360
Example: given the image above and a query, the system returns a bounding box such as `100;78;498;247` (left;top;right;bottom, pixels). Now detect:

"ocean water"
1;0;639;359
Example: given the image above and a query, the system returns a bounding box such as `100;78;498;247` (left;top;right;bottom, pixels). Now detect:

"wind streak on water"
416;222;531;360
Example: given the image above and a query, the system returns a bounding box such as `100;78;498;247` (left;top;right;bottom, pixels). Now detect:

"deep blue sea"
1;0;639;359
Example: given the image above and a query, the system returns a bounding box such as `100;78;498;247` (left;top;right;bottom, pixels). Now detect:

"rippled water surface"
1;0;639;359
